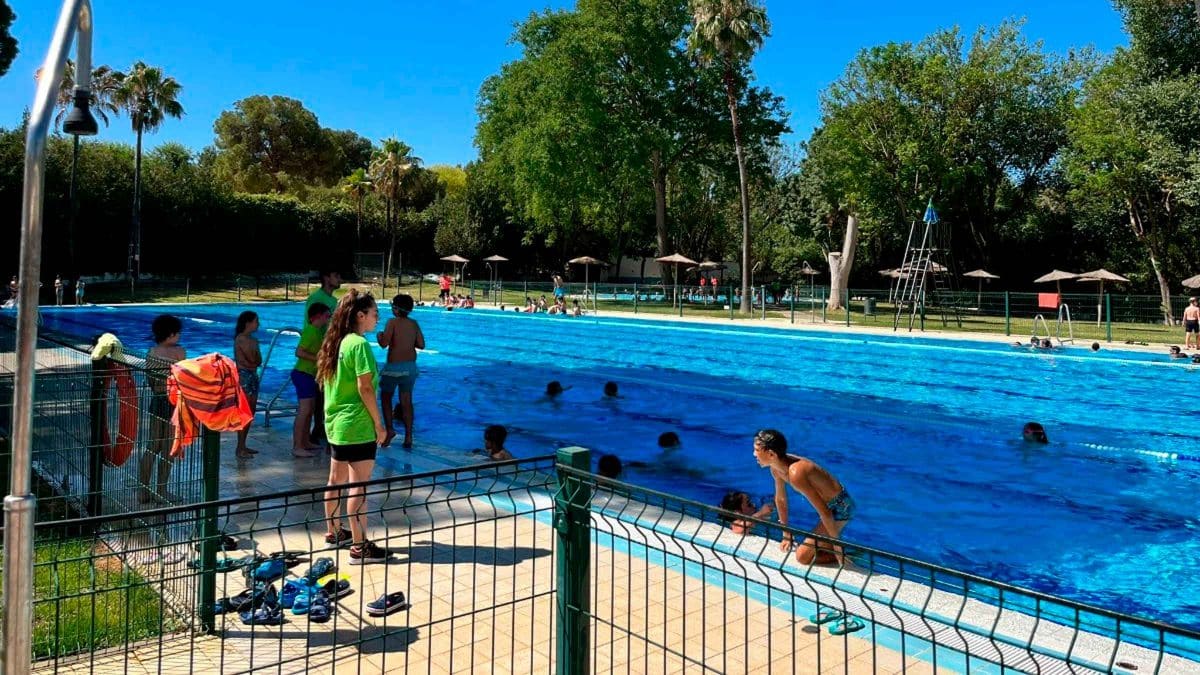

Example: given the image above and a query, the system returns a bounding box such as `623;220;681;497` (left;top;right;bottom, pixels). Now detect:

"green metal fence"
14;448;1200;674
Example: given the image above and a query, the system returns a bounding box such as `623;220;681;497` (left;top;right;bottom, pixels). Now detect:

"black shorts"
439;288;450;299
329;441;377;463
1187;320;1199;334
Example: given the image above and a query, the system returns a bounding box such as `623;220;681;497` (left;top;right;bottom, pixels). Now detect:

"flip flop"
267;551;307;568
308;591;332;623
809;609;843;625
366;591;410;616
239;604;284;626
280;580;307;609
252;558;287;582
829;617;866;636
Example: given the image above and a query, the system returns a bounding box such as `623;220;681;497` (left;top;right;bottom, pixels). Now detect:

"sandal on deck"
366;591;410;616
828;617;866;636
809;608;843;625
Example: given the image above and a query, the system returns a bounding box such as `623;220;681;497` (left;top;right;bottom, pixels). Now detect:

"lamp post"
7;4;96;673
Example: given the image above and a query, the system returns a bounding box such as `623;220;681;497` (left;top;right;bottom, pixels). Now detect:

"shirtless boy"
753;428;855;565
378;294;425;448
1185;297;1200;349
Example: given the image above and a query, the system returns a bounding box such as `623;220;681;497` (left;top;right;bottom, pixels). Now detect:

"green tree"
49;61;124;273
113;61;184;282
369;138;422;277
322;128;374;184
212;95;329;192
0;0;16;79
340;167;372;245
689;0;771;313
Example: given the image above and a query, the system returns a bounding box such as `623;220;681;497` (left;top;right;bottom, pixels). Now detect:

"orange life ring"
98;363;139;467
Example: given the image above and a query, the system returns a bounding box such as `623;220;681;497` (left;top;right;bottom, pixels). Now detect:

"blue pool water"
33;302;1200;630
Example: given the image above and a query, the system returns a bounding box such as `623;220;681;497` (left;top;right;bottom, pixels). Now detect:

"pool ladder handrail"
257;326;303;425
1031;303;1075;345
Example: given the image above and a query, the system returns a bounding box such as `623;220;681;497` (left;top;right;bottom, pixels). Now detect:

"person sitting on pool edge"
1022;422;1049;444
753;428;854;566
719;491;774;536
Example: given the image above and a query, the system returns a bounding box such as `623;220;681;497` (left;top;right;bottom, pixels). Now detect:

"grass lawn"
3;538;169;659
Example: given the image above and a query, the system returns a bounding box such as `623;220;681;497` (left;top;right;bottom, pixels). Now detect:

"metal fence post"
821;287;827;322
761;285;766;320
185;278;191;303
1004;291;1011;336
729;285;734;320
284;277;289;301
633;282;638;314
555;447;591;675
237;277;242;302
1106;293;1113;343
790;287;795;324
845;288;850;327
87;358;107;522
198;427;221;634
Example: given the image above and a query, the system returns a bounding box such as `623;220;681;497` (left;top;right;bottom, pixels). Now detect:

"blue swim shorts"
379;361;419;396
291;370;317;401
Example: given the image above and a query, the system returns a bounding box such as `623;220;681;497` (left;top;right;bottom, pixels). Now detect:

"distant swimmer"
1170;345;1189;360
598;454;623;479
753;429;853;566
545;381;567;397
1091;342;1100;352
1022;422;1049;444
603;381;619;398
658;432;681;450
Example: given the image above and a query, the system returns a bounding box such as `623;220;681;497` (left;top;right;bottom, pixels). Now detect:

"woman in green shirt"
316;289;389;564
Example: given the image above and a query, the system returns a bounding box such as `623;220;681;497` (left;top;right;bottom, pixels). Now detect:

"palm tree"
51;61;124;274
340;167;372;246
113;62;184;288
688;0;769;314
369;138;422;279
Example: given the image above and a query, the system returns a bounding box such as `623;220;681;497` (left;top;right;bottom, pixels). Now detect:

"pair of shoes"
324;528;352;548
349;541;389;565
305;557;337;584
220;583;277;615
366;591;409;616
240;595;284;626
308;591;332;623
280;580;308;609
316;572;353;599
193;535;238;552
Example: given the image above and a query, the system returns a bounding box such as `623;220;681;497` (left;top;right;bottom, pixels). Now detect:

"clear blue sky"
0;1;1127;166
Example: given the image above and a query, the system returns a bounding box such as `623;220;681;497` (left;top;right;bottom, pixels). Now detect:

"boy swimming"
753;429;854;565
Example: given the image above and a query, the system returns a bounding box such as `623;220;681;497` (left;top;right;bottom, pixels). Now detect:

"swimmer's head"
658;432;680;449
597;454;622;479
546;381;564;396
483;425;507;452
1091;342;1100;352
753;428;788;462
391;294;414;316
1171;345;1182;355
603;381;618;397
1041;339;1053;349
719;491;750;521
1022;422;1048;444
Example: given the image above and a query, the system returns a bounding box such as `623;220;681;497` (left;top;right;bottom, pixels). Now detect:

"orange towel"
167;353;253;458
1037;292;1061;310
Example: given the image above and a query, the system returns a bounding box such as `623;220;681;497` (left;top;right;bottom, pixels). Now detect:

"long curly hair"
316;288;376;385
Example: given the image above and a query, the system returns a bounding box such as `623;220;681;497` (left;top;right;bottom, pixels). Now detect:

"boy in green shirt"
305;269;341;445
291;302;331;457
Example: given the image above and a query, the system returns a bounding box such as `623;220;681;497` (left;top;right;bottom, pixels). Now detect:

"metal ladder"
1031;304;1075;345
257;327;303;426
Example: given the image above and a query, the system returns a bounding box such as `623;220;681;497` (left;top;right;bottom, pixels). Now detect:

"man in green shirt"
305;269;341;445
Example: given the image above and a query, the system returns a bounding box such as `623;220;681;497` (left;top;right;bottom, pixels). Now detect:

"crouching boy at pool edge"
753;428;855;566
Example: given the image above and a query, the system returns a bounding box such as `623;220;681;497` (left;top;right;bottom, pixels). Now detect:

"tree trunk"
651;149;669;288
1148;245;1174;325
826;214;860;311
723;64;753;315
130;124;144;288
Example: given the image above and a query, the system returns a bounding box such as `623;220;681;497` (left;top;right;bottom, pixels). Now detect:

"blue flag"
923;198;939;225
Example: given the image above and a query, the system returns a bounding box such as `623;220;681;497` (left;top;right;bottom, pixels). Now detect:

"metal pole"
185;278;191;303
555;447;591;675
198;427;220;633
1004;291;1011;336
729;284;734;320
845;288;850;327
761;285;766;320
790;286;795;324
633;282;638;314
1106;293;1113;343
821;287;826;323
6;3;93;673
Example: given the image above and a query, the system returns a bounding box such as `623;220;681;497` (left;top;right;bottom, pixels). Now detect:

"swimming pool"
33;302;1200;630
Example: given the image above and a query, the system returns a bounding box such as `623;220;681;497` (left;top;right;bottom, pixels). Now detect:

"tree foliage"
0;0;16;79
